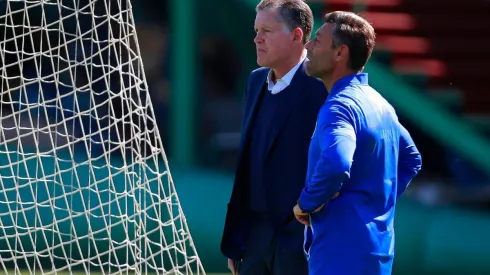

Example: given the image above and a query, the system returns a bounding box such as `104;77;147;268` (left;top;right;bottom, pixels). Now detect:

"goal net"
0;0;205;274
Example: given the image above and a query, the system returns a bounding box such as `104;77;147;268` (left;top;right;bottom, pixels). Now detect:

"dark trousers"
238;213;308;275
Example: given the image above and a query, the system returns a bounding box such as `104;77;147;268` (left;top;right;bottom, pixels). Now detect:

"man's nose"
254;33;263;44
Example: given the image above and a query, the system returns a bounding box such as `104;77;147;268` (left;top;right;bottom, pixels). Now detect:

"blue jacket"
299;73;422;275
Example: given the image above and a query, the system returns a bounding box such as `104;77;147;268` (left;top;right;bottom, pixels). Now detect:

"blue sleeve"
396;123;422;198
298;101;357;212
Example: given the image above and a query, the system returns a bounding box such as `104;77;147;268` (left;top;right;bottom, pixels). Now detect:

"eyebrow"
255;24;271;29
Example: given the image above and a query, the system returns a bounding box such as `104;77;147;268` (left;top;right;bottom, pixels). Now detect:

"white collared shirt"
266;57;306;94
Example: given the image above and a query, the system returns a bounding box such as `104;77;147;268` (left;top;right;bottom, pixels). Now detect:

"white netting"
0;0;205;274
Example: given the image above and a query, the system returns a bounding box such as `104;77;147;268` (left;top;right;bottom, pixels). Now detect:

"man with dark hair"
220;1;327;275
293;11;422;275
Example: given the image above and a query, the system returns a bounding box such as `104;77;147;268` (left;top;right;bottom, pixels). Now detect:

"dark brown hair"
256;0;313;44
323;11;376;72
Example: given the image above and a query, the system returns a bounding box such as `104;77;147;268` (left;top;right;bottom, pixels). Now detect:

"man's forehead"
316;23;334;37
255;9;281;24
322;23;336;32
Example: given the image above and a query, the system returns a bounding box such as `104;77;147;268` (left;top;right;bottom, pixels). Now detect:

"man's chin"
256;58;268;67
305;65;316;77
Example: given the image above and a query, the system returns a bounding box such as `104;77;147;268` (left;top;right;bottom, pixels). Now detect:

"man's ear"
292;27;304;43
336;45;349;62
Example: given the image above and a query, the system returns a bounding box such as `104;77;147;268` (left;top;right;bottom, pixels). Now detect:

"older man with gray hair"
220;0;328;275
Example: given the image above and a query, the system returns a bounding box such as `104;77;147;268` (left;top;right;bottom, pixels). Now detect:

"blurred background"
1;0;490;274
154;0;490;274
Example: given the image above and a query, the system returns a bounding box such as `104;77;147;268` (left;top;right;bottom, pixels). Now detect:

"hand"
293;204;310;226
228;258;239;275
293;192;341;226
292;203;324;226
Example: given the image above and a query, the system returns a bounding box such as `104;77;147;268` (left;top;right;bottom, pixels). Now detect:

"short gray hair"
256;0;313;44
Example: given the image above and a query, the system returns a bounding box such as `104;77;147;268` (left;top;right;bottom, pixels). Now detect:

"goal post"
0;0;205;274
